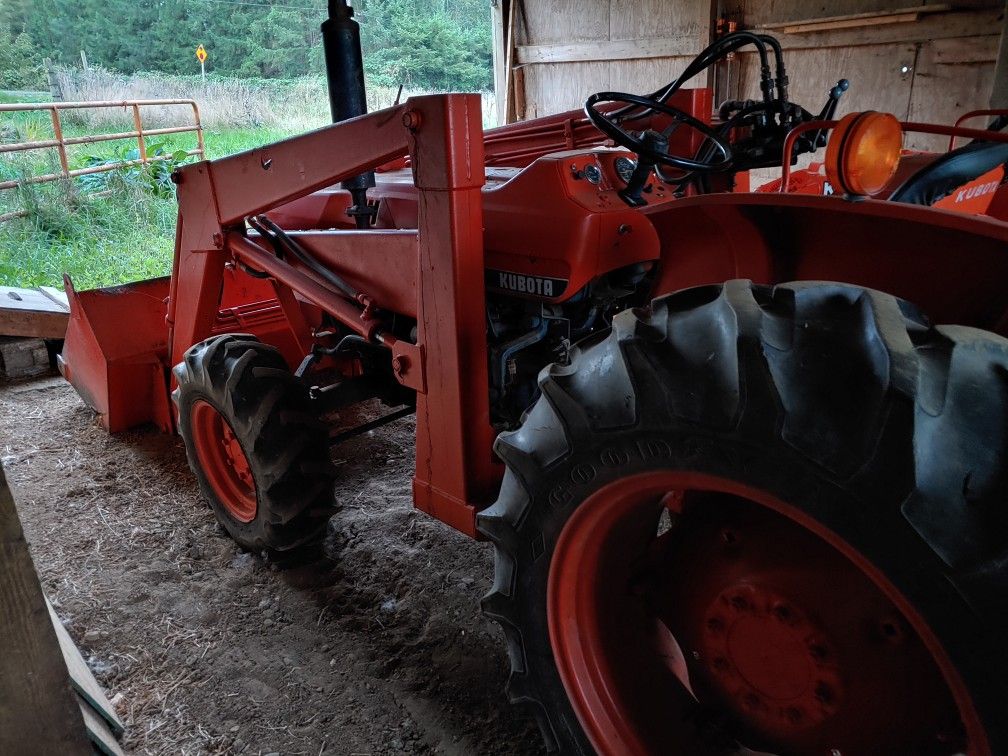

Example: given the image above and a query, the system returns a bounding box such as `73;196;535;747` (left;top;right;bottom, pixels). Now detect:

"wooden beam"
0;465;90;755
0;287;69;339
773;12;920;34
515;36;696;65
490;0;507;126
38;285;70;311
992;2;1008;107
756;9;1003;52
759;4;952;34
46;599;124;738
513;65;527;121
504;0;518;123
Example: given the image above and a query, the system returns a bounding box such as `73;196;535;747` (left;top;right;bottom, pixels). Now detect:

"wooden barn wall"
728;1;1005;150
508;0;1005;151
512;0;712;119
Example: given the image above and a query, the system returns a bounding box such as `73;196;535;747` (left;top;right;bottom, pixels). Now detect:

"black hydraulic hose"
250;216;362;303
658;33;770;100
610;32;771;123
758;34;788;113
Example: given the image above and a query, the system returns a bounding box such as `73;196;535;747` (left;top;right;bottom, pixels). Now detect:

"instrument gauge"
614;156;637;184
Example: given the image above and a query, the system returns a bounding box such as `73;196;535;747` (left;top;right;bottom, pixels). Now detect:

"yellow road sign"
196;44;207;63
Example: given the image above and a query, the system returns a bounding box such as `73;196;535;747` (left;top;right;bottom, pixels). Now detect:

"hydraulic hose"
249;216;362;303
609;32;772;124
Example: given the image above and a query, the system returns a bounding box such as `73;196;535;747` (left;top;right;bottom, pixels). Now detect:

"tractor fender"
642;192;1008;334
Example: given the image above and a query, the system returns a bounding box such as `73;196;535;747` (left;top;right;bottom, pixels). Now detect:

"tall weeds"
50;66;497;131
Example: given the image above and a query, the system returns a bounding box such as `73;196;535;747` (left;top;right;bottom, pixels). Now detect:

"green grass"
0;125;298;289
0;90;50;104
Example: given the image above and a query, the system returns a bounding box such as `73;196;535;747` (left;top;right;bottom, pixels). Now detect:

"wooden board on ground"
0;286;70;339
47;598;125;738
0;463;91;755
80;704;126;756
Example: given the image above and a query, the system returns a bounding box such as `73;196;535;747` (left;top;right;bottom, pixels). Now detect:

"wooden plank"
0;465;90;755
79;700;125;756
504;0;518;123
47;599;124;736
745;0;998;27
0;309;68;339
38;285;70;311
775;11;921;34
765;9;1004;51
491;0;507;126
517;36;697;64
993;8;1008;107
760;4;950;33
513;65;527;120
0;286;70;338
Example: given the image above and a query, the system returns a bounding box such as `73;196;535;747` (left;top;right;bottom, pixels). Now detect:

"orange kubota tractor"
59;2;1008;753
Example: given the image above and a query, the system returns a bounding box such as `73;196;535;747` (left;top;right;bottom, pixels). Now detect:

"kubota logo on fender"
955;180;1001;203
486;269;568;298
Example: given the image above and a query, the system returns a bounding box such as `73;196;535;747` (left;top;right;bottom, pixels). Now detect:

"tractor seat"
889;139;1008;205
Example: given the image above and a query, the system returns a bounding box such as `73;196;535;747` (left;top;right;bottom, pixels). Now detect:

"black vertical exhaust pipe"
322;0;376;228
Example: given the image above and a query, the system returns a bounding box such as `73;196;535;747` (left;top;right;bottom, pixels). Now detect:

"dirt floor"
0;374;542;755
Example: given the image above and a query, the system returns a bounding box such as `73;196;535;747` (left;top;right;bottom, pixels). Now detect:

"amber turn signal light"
825;111;903;196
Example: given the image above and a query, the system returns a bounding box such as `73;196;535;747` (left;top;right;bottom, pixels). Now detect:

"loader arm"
64;95;500;537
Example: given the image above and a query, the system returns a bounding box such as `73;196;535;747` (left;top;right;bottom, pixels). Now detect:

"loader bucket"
58;275;174;434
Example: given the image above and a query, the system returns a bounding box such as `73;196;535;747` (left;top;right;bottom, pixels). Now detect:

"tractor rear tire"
173;334;336;554
479;280;1008;755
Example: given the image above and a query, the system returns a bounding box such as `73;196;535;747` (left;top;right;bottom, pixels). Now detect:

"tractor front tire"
479;280;1008;755
173;334;335;554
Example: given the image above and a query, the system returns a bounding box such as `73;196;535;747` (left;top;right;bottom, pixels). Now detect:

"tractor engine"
486;262;652;428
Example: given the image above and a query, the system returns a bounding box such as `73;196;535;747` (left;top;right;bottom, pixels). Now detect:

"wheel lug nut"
785;706;803;724
879;617;903;643
772;602;793;622
815;681;834;705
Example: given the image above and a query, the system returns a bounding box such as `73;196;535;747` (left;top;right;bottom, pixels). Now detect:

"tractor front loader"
60;2;1008;753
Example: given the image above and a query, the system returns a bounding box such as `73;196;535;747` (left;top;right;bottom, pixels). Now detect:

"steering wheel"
584;91;733;172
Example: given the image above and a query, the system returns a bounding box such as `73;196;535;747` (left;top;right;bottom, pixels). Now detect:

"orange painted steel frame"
168;94;497;537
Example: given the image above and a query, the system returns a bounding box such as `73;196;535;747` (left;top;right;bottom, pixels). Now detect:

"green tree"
359;0;491;91
0;27;44;89
0;0;492;92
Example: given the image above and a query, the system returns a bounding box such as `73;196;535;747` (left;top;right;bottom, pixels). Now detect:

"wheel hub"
702;583;842;733
220;422;255;489
190;399;257;523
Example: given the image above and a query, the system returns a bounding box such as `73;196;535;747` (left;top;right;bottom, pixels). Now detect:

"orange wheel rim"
547;470;986;755
190;399;257;522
